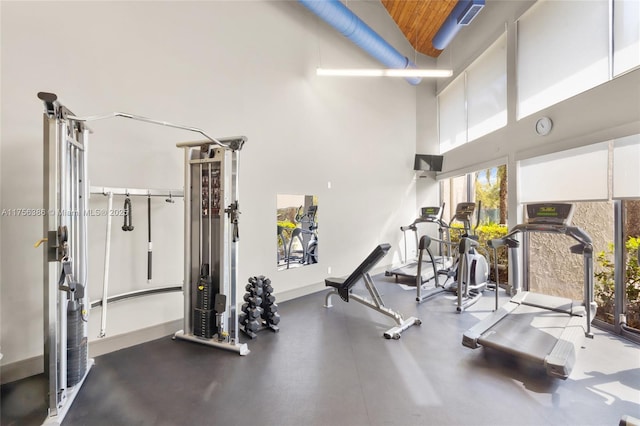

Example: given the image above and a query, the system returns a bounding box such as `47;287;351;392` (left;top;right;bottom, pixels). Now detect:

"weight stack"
194;268;214;338
66;300;87;386
193;308;214;339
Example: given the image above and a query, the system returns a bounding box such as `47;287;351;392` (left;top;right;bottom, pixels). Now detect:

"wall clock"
535;116;553;136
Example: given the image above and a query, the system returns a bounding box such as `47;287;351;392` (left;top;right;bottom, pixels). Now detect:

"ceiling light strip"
317;68;453;78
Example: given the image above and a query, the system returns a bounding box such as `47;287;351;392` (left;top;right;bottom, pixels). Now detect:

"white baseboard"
275;280;326;303
1;355;42;386
1;319;182;385
88;319;183;358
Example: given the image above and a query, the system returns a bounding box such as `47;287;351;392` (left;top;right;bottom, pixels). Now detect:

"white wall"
0;3;3;361
0;0;424;366
415;70;440;211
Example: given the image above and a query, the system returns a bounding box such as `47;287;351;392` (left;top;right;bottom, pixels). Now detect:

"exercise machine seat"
325;244;391;302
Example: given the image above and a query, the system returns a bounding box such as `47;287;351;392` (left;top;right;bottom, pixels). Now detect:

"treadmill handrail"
406;217;448;228
500;223;593;248
399;211;452;263
416;235;440;290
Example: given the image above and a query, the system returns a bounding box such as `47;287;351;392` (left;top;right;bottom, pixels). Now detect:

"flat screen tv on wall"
413;154;444;172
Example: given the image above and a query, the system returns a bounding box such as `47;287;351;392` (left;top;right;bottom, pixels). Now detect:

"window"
611;134;640;335
440;166;509;283
613;0;640;76
517;0;609;119
467;34;507;141
438;75;466;154
621;200;640;333
518;142;610;203
529;201;613;302
518;134;640;342
473;165;507;225
612;134;640;199
438;33;507;153
440;174;470;223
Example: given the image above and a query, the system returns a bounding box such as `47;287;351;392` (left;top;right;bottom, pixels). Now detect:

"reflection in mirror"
277;194;318;270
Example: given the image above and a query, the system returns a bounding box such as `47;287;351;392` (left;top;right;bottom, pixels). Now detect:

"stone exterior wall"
529;201;613;300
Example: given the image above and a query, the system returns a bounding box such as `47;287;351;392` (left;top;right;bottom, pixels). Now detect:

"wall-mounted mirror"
277;194;318;270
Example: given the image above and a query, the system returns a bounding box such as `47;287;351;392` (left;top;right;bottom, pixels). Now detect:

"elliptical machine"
286;204;318;268
385;202;489;311
450;202;489;312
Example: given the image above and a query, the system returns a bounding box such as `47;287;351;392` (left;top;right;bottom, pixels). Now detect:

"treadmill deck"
464;292;589;378
478;304;572;363
387;257;452;285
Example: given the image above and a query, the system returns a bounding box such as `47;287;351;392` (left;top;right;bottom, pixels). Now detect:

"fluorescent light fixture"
316;68;453;78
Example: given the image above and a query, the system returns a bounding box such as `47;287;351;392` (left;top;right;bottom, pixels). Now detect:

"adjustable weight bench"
324;243;421;339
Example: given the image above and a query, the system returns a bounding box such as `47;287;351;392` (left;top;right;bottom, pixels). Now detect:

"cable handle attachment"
225;201;240;242
122;197;134;231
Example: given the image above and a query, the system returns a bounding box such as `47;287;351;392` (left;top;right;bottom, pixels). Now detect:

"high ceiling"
381;0;458;57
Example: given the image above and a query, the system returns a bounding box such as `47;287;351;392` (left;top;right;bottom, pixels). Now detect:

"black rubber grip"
148;251;152;280
37;92;58;102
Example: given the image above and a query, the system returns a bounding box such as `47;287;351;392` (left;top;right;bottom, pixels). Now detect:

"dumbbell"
263;303;278;314
262;294;276;305
263;309;279;321
265;312;280;325
238;312;248;325
245;283;263;296
246;319;261;332
249;276;265;286
248;306;263;319
243;293;262;306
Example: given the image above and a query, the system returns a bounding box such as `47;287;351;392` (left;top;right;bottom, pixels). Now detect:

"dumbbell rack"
239;276;280;338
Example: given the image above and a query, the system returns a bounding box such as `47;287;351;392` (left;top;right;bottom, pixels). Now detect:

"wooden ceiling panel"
381;0;458;57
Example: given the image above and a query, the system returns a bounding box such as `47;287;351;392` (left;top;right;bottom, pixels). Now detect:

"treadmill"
462;203;596;379
386;203;475;285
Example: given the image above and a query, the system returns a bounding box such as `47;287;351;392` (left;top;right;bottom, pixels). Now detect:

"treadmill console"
526;203;574;225
307;204;318;219
453;202;476;222
420;206;441;220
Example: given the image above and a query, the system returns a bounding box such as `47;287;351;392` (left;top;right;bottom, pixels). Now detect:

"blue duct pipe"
298;0;421;85
432;0;485;50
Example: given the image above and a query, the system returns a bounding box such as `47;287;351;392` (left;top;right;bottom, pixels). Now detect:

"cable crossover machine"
36;92;248;425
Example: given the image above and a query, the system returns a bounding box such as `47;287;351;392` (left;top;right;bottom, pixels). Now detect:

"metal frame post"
182;147;193;336
43;110;61;418
39;92;93;425
613;200;625;334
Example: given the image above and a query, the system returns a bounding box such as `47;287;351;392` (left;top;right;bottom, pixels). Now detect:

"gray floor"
2;274;640;426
